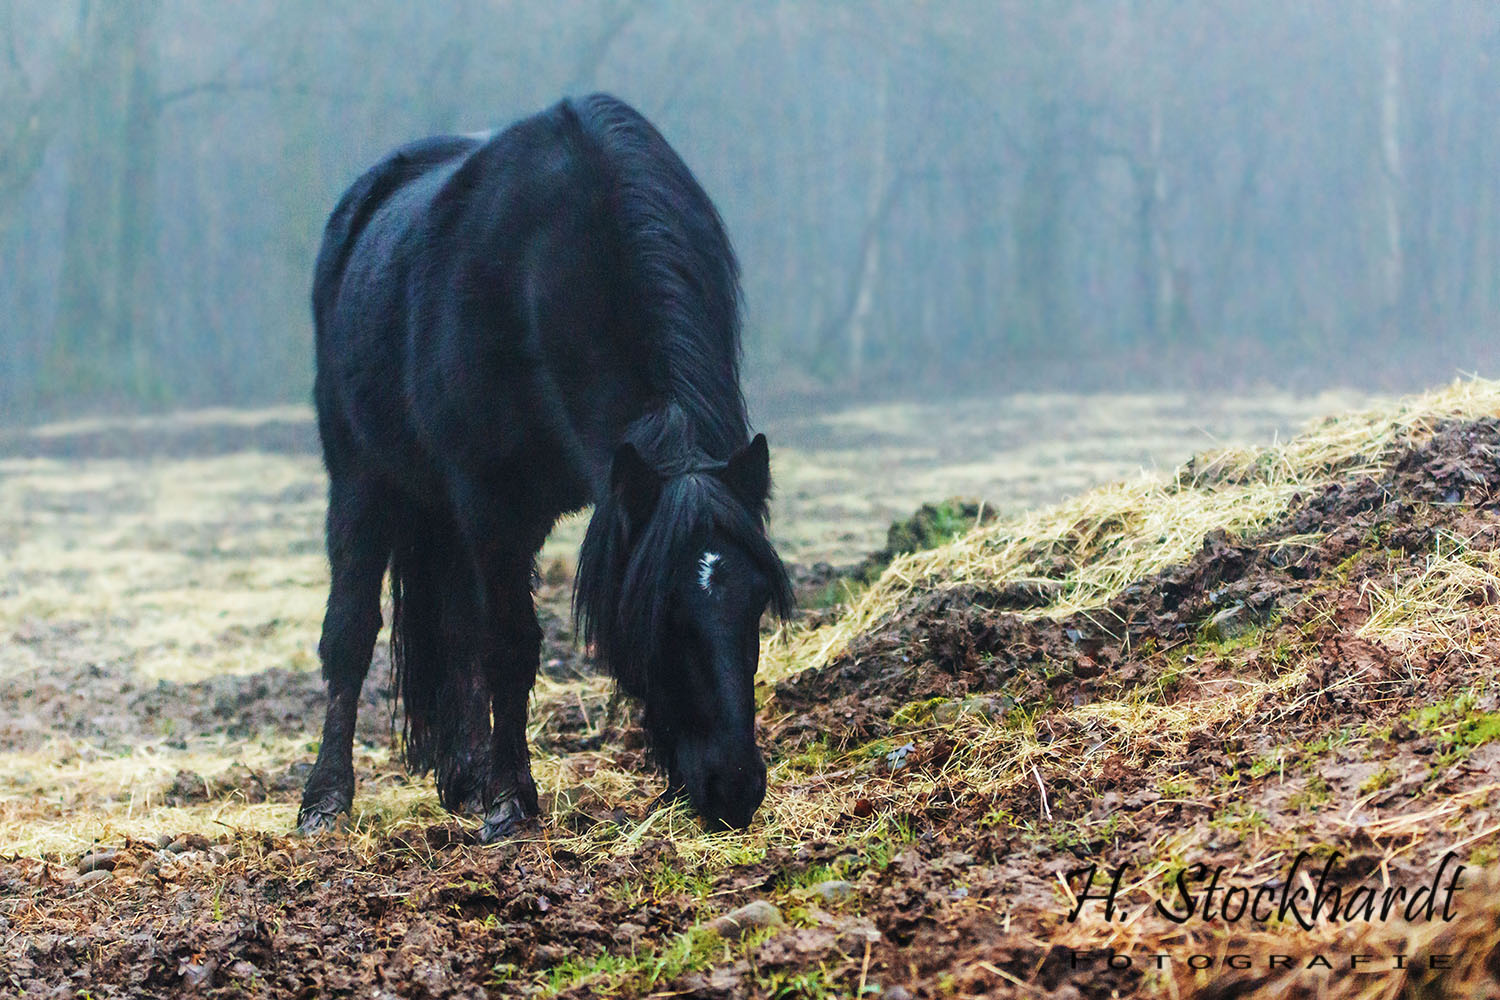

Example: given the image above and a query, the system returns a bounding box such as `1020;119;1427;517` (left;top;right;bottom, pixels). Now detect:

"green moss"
1211;803;1270;834
852;498;996;585
890;696;948;727
1157;777;1200;800
1408;689;1500;761
1447;712;1500;748
1303;728;1354;757
1285;775;1331;812
1246;752;1286;781
782;738;836;774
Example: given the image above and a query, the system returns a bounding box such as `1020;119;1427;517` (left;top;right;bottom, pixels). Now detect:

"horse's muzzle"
675;737;767;830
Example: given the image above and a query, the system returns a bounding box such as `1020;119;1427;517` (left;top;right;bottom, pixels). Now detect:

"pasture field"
3;384;1500;999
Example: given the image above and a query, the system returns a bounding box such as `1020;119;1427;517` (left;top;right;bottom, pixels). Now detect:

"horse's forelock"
576;468;791;698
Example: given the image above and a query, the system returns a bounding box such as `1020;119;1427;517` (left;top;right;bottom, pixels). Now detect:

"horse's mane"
568;94;790;693
563;93;749;459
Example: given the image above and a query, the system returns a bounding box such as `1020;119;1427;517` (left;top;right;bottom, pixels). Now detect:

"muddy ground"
4;392;1499;998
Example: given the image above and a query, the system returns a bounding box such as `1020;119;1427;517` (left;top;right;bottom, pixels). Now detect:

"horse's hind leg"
476;555;542;842
297;474;390;833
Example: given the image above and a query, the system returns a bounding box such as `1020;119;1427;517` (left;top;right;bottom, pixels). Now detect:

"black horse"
297;94;792;841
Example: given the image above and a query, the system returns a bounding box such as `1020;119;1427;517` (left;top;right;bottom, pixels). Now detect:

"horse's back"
312;97;740;524
313;135;481;334
310;135;480;486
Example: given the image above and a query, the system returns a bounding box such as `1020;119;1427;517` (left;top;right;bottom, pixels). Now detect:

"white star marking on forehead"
698;551;721;591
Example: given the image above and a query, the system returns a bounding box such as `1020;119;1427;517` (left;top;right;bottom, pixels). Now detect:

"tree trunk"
845;64;889;390
52;1;159;397
1379;0;1404;332
113;1;158;371
1015;107;1066;356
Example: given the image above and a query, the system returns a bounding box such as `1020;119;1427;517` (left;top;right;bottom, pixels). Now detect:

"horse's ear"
721;433;771;511
611;442;661;528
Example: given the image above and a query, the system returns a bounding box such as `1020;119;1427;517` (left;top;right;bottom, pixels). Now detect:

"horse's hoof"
295;807;349;836
478;794;535;843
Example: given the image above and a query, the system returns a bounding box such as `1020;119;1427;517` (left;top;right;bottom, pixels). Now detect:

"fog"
2;1;1496;422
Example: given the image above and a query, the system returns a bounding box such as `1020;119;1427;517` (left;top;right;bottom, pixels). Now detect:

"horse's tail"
389;535;442;775
389;525;489;812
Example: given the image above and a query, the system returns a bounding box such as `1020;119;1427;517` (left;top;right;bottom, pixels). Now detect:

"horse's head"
581;433;792;830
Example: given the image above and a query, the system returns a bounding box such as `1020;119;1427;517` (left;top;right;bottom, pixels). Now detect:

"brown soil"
4;421;1500;998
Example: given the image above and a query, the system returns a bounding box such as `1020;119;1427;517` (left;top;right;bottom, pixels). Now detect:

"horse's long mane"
567;95;791;693
564;94;748;458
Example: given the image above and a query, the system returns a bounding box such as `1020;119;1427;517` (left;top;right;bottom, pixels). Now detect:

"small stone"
612;921;645;944
935;697;1005;724
77;850;118;874
75;869;112;889
178;955;215;988
960;695;1005;720
809;880;856;907
882;987;913;1000
834;920;882;953
532;944;568;965
707;900;783;940
1203;603;1251;641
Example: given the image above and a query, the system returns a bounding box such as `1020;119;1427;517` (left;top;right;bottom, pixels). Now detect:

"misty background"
1;1;1496;424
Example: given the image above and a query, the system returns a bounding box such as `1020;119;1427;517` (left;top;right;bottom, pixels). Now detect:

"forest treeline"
2;1;1497;421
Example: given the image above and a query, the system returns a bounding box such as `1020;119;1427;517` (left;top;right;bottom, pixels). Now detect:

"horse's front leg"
475;557;542;842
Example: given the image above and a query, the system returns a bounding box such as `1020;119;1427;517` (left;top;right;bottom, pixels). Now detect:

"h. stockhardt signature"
1065;851;1465;930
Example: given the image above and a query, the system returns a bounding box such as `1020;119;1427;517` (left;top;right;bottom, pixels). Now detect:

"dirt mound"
771;419;1500;749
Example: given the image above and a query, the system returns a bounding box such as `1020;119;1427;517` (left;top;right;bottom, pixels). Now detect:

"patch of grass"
1302;728;1355;757
541;921;776;997
1359;766;1397;795
780;738;836;775
1246;752;1286;782
648;862;719;903
1408;690;1500;762
1157;777;1200;800
755;964;844;999
1211;802;1270;835
1285;774;1332;812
